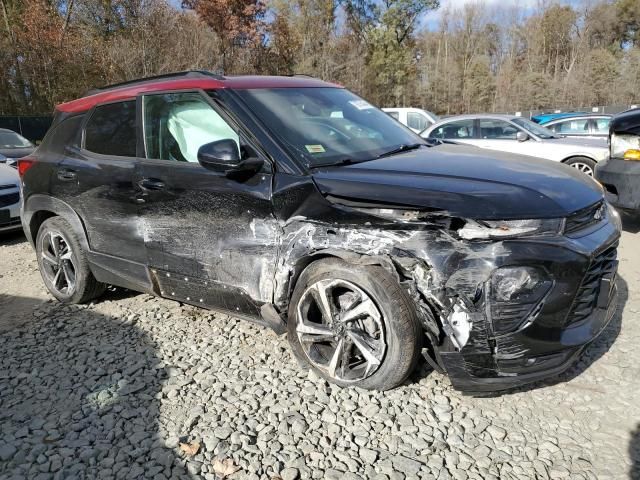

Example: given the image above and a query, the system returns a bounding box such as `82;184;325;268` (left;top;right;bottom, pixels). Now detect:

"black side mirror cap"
197;139;264;178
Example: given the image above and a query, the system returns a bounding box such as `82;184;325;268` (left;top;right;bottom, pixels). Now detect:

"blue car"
532;112;588;124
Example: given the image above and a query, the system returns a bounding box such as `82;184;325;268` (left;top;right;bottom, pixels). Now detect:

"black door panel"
55;151;145;263
136;161;277;316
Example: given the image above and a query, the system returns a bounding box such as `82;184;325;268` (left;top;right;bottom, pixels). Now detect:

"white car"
421;114;608;176
0;162;21;233
382;107;439;133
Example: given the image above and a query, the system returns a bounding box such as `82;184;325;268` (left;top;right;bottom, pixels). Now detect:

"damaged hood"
312;144;604;220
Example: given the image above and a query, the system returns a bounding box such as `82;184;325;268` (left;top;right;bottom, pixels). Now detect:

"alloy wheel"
570;162;594;176
296;279;386;382
40;231;77;296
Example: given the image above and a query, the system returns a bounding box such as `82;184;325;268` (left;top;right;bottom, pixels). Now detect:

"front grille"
0;192;19;208
0;184;17;191
565;201;605;234
565;243;618;325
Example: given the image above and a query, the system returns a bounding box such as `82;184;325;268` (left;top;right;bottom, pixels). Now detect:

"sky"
422;0;582;30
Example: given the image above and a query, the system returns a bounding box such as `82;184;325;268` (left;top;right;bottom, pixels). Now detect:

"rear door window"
479;119;518;139
430;120;476;139
593;118;610;134
84;101;137;157
551;119;590;134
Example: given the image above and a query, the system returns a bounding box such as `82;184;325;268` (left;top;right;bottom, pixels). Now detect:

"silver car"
0;163;21;233
421;114;608;176
541;114;611;140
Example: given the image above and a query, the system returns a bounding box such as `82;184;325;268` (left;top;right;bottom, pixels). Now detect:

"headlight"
490;266;553;334
611;132;640;160
458;218;563;240
492;267;548;302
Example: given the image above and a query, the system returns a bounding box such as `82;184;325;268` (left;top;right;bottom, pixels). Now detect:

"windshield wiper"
310;158;360;169
376;143;425;159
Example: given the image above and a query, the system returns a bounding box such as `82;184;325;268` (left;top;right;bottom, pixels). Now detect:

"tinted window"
479;119;518;139
430;120;476;139
84;101;137;157
552;119;589;134
407;112;430;131
143;92;238;162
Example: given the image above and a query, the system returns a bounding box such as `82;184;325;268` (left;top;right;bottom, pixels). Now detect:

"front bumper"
596;157;640;211
441;285;617;393
434;211;620;393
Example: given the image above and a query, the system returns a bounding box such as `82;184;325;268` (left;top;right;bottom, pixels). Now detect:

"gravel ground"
1;219;639;480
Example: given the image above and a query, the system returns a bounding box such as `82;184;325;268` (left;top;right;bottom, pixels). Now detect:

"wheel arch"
24;194;90;252
279;248;399;319
561;154;597;164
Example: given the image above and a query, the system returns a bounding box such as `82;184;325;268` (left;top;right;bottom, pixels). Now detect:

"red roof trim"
56;75;342;113
57;78;225;113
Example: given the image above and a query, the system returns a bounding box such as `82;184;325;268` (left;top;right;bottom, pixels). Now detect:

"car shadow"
411;274;628;396
0;230;27;246
631;423;640;480
0;293;192;479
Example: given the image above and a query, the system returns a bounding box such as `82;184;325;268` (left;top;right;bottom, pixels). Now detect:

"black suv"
596;108;640;213
20;71;621;393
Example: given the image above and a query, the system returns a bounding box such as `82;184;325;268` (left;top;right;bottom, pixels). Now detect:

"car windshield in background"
511;117;558;139
235;88;423;167
0;131;33;148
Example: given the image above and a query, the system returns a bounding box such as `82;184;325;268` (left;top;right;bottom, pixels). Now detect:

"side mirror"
197;139;263;177
516;131;529;142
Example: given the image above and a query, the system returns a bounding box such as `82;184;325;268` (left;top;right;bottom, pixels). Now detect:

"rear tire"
287;258;423;391
565;156;596;177
36;217;106;304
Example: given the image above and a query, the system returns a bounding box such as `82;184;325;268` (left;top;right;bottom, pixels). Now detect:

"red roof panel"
57;75;341;113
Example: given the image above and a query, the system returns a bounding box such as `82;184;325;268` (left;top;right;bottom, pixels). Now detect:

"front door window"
142;92;239;162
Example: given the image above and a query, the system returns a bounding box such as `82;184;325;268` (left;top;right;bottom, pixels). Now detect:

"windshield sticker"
349;100;374;110
305;144;326;154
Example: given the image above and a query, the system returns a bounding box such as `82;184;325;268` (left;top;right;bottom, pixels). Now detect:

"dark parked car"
0;128;36;165
596;108;640;212
19;71;621;393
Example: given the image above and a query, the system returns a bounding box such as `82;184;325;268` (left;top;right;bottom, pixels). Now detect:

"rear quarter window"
38;114;85;153
84;101;137;157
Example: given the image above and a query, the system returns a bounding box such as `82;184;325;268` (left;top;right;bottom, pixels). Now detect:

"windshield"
235;88;423;167
425;110;439;122
0;131;33;148
511;117;558;139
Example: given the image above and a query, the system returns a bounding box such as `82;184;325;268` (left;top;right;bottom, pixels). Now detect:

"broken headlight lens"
490;266;553;334
492;267;548;302
458;218;563;240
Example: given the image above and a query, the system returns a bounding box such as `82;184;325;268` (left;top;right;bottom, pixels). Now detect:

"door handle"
57;168;77;181
138;178;165;191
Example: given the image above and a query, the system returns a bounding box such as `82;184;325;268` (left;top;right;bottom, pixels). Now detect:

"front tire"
36;217;106;304
288;258;422;391
565;156;596;177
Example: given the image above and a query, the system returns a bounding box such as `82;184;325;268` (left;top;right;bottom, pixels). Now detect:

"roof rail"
82;70;225;97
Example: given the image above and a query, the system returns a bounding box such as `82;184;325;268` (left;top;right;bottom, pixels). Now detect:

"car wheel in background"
288;258;422;391
565;156;596;177
36;217;106;303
